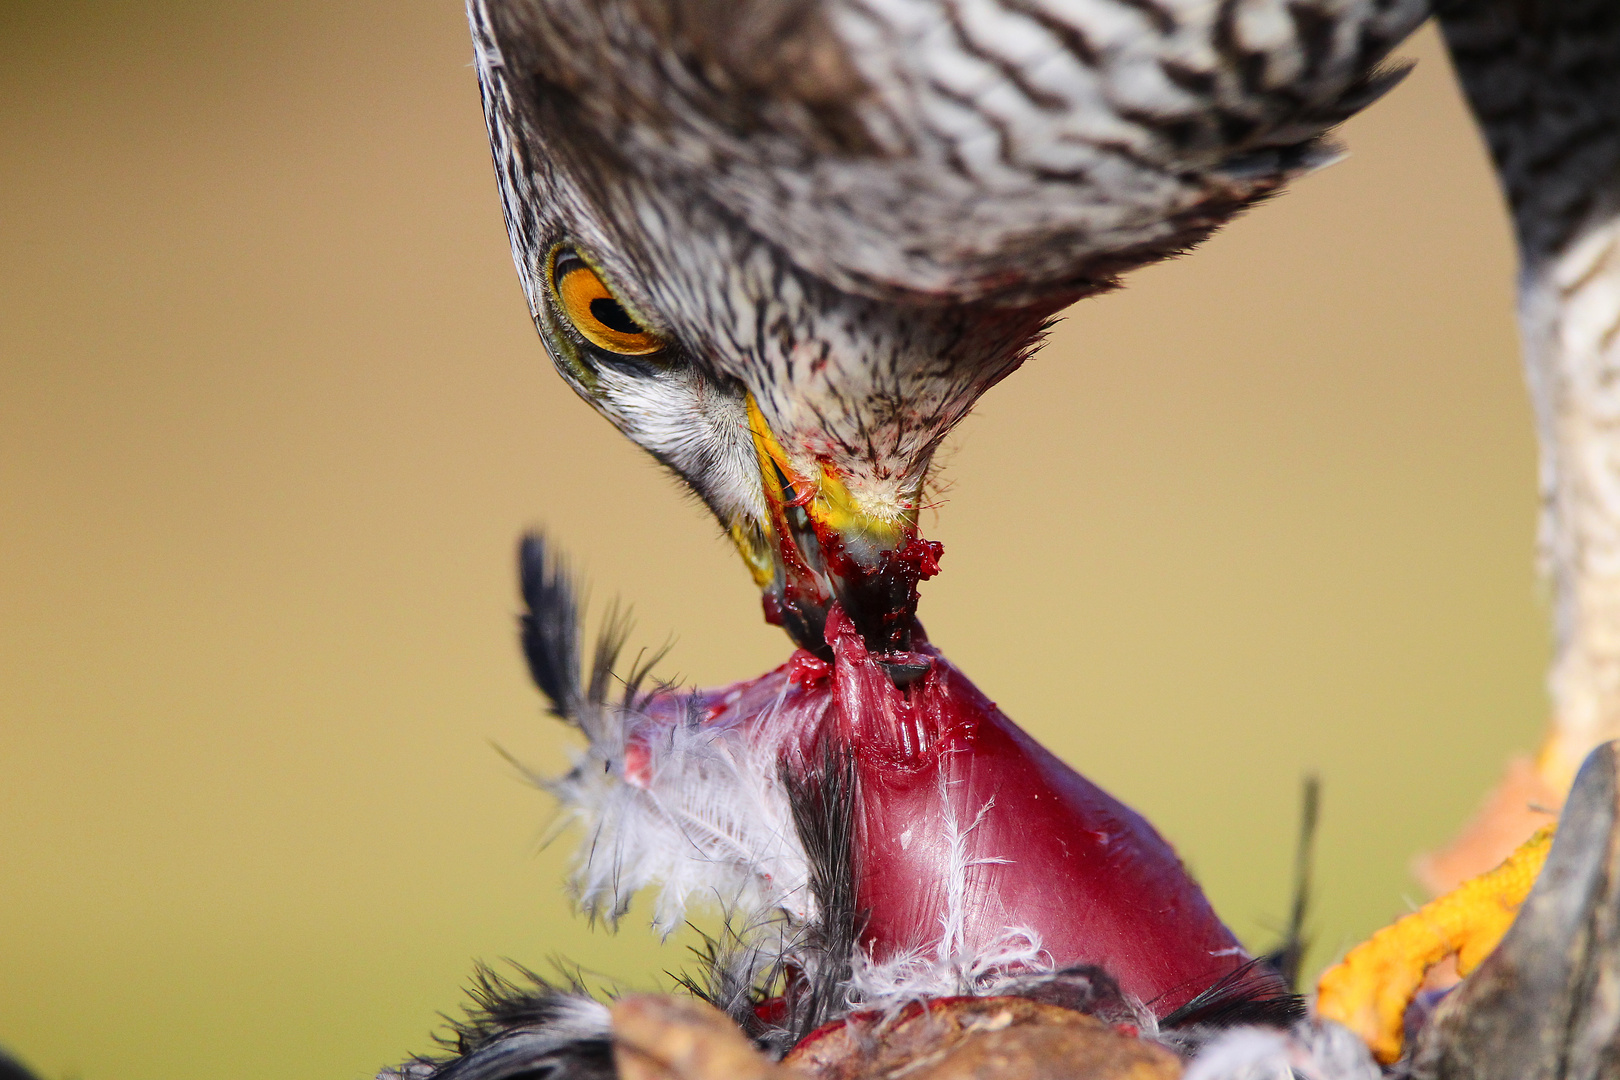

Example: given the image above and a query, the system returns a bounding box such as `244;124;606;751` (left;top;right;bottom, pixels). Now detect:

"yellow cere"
553;254;663;356
743;393;910;548
1315;823;1557;1065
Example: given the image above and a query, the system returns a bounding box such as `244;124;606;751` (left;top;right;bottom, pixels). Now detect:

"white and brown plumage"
1445;0;1620;791
380;1;1620;1078
464;0;1434;657
468;0;1620;775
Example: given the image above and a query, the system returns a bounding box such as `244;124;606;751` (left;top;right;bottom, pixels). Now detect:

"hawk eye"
551;249;664;357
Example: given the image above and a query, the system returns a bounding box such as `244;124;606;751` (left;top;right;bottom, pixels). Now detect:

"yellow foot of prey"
1315;823;1557;1065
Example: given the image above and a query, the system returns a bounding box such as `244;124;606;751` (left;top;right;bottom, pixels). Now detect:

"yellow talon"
1315;823;1556;1065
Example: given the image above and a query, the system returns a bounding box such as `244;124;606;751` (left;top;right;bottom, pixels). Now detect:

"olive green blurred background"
0;3;1544;1078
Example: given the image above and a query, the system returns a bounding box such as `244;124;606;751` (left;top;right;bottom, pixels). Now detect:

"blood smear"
636;606;1260;1015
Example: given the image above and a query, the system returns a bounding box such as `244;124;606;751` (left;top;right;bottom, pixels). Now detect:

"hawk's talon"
1315;823;1557;1064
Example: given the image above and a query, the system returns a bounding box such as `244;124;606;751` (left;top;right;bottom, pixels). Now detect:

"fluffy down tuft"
517;533;814;940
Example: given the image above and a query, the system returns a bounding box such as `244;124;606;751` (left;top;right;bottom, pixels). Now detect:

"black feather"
519;533;675;746
671;743;865;1057
1159;957;1306;1032
1259;774;1320;992
519;533;582;722
781;740;863;1045
390;963;614;1080
670;918;780;1035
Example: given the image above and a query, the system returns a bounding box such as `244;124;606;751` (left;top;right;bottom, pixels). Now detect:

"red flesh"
633;609;1253;1015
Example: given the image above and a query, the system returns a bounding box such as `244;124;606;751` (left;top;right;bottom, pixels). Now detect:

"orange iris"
553;254;663;356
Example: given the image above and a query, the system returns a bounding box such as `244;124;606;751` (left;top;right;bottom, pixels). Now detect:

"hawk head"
467;0;1410;659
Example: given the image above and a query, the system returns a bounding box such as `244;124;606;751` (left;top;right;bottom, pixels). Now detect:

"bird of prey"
381;0;1620;1077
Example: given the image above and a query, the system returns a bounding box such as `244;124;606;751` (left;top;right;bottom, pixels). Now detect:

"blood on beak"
730;395;942;664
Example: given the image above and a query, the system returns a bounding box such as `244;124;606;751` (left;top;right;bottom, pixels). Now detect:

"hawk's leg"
1317;822;1556;1063
1420;0;1620;891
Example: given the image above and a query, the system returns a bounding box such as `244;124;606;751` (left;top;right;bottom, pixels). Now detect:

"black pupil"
589;297;643;335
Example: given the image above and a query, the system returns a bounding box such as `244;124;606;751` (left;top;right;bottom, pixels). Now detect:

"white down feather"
544;686;814;943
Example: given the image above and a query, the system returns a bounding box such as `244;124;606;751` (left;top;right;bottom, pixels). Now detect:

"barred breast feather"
469;0;1429;306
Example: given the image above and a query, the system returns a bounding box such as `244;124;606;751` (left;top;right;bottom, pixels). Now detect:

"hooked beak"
729;395;942;663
